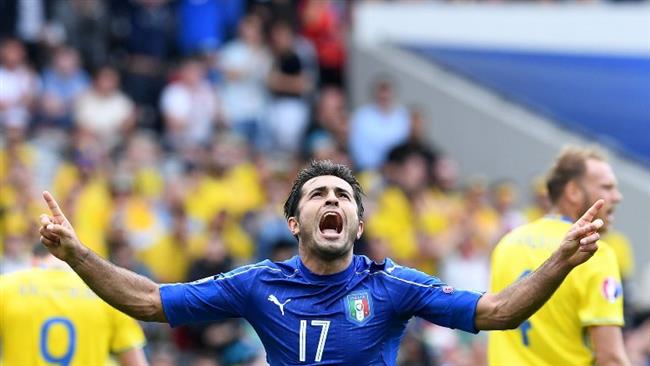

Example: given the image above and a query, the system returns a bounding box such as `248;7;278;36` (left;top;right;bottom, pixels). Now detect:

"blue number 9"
40;317;76;366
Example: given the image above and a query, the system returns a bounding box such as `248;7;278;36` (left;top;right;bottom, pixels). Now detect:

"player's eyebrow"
306;185;352;196
334;187;352;196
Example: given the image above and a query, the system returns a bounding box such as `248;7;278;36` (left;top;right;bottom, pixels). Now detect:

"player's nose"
324;190;339;206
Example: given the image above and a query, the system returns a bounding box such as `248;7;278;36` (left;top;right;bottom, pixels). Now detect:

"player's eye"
311;192;322;198
339;192;351;199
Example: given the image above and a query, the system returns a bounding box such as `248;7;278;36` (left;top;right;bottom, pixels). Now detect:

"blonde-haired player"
488;145;629;366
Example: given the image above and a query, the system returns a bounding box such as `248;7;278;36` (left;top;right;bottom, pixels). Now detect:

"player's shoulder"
502;218;548;239
0;267;46;287
360;256;444;288
215;256;301;281
495;218;567;248
0;269;26;290
0;268;87;300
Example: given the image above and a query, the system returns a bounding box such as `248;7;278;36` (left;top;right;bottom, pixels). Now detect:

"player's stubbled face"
579;159;623;233
296;175;363;260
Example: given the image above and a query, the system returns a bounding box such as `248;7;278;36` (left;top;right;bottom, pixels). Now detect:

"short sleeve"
160;266;254;327
576;245;624;327
386;263;483;334
108;308;146;354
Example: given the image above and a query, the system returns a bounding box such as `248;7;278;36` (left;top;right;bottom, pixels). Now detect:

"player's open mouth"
319;212;343;235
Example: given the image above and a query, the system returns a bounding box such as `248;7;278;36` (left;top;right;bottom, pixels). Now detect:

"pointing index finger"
42;191;67;222
576;199;604;226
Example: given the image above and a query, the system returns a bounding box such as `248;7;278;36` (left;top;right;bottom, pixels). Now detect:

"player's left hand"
39;191;85;264
556;199;604;268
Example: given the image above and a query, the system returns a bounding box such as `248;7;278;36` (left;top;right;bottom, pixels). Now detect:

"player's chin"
314;240;350;259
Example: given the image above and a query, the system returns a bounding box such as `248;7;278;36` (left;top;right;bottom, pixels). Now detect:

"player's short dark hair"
546;145;606;204
284;160;364;220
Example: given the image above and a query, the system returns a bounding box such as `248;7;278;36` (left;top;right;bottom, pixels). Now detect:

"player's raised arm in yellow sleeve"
474;199;604;330
39;191;167;322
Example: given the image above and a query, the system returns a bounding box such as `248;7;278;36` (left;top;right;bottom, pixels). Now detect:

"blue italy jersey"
160;255;482;365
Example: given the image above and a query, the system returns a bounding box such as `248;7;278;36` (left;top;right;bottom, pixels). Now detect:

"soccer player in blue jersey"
39;160;606;365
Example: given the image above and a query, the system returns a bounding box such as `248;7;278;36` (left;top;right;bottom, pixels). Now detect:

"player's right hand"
556;199;604;268
39;191;86;264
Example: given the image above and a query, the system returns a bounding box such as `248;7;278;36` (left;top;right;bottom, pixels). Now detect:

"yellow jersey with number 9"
487;217;623;366
0;267;145;366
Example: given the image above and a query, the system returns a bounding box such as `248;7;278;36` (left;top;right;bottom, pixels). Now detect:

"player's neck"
549;204;577;222
298;247;353;276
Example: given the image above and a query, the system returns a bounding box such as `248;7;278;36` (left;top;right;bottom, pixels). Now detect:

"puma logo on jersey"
268;294;291;316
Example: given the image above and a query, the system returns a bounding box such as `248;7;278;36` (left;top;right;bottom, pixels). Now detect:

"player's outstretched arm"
39;191;167;322
474;199;604;330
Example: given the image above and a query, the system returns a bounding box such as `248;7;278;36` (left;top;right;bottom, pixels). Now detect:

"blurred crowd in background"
0;1;648;365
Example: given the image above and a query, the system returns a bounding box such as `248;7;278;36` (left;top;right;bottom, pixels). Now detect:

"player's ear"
566;180;583;205
356;220;364;240
287;217;300;236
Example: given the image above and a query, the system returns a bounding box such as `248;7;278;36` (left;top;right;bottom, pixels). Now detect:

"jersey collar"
297;256;357;283
544;214;574;224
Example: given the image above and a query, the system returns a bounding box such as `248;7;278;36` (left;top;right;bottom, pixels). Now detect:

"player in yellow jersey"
488;145;630;366
0;245;148;366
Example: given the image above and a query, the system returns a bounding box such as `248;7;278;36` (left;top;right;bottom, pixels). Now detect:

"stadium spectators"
160;58;220;154
303;85;349;157
299;0;347;87
0;2;645;364
490;180;527;240
38;46;89;130
218;13;271;146
74;65;136;149
176;0;244;56
265;20;312;154
118;0;176;132
52;0;109;71
349;77;410;171
0;235;30;274
0;38;38;133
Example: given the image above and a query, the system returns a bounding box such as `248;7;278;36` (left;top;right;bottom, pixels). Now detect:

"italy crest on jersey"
345;292;373;325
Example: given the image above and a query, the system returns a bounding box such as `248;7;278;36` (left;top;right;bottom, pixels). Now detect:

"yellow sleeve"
0;276;7;336
108;306;146;354
576;244;624;327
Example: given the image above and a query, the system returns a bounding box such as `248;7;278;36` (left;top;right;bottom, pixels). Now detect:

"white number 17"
299;320;331;362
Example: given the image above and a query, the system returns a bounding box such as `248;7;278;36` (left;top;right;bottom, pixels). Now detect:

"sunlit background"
1;0;649;365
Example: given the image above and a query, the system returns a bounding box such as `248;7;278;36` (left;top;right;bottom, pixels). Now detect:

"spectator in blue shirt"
39;46;89;130
349;77;410;172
